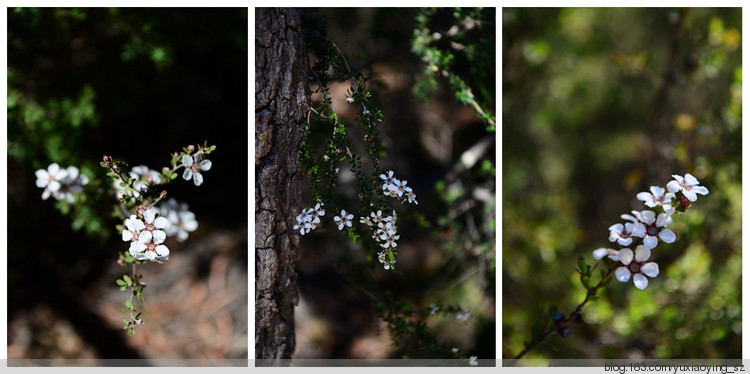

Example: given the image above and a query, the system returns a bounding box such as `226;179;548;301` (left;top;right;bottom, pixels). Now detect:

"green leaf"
531;320;541;338
125;300;133;310
123;274;132;286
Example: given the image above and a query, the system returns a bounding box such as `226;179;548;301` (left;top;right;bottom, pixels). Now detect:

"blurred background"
289;8;496;360
7;8;248;361
502;8;741;359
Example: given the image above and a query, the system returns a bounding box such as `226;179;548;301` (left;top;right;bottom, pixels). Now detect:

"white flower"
456;307;471;323
452;347;460;354
390;179;408;197
35;163;90;202
405;189;418;205
469;356;478;366
379;231;400;249
122;215;145;242
346;96;354;103
637;186;675;214
333;210;354;230
667;173;709;202
35;163;68;200
429;304;440;315
614;246;659;290
607;222;636;246
158;198;198;242
380;170;395;190
632;210;676;250
182;153;212;186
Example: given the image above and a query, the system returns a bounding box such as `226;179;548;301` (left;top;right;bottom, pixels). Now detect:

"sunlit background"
502;8;741;360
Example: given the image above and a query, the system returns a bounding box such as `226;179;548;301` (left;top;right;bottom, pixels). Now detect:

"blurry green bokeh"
502;8;740;359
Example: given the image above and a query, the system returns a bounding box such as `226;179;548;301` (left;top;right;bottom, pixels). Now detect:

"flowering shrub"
35;141;216;335
513;173;709;361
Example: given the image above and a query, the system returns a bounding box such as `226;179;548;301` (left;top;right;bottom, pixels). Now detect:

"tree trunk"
254;7;308;361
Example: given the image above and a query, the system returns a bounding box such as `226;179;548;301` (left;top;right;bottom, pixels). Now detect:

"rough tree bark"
255;8;308;361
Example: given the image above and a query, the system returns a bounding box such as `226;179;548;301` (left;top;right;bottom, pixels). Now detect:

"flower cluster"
35;163;89;202
122;208;170;263
380;170;418;205
593;173;708;290
294;203;326;235
157;198;198;242
360;210;400;270
295;170;417;270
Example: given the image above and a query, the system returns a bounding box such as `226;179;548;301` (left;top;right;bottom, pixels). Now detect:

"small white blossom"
452;347;460;354
469;356;478;367
158;198;198;242
35;163;67;200
607;222;636;246
614;246;659;290
456;307;471;323
631;210;676;250
35;164;89;202
182;153;212;186
333;209;354;230
429;304;440;315
637;186;675;214
667;173;709;202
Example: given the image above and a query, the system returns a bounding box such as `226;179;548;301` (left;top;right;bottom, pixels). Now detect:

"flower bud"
552;312;566;326
569;312;583;325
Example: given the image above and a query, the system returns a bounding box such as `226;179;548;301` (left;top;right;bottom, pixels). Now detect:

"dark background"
7;8;248;360
289;8;496;360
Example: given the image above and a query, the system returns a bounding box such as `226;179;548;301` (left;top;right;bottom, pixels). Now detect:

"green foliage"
411;8;496;131
297;8;494;360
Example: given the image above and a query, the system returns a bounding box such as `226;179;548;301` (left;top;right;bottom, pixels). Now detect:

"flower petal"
155;245;170;257
633;274;649;289
683;189;698;202
615;267;632;282
122;230;134;242
666;180;681;193
643;235;658;250
619;248;634;265
200;159;212;171
692;186;709;196
182;155;193;167
658;229;676;243
634;246;651;262
154;216;169;229
152;230;167;244
640;210;656;224
641;262;659;277
144;209;156;224
183;168;193;181
193;172;203;186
